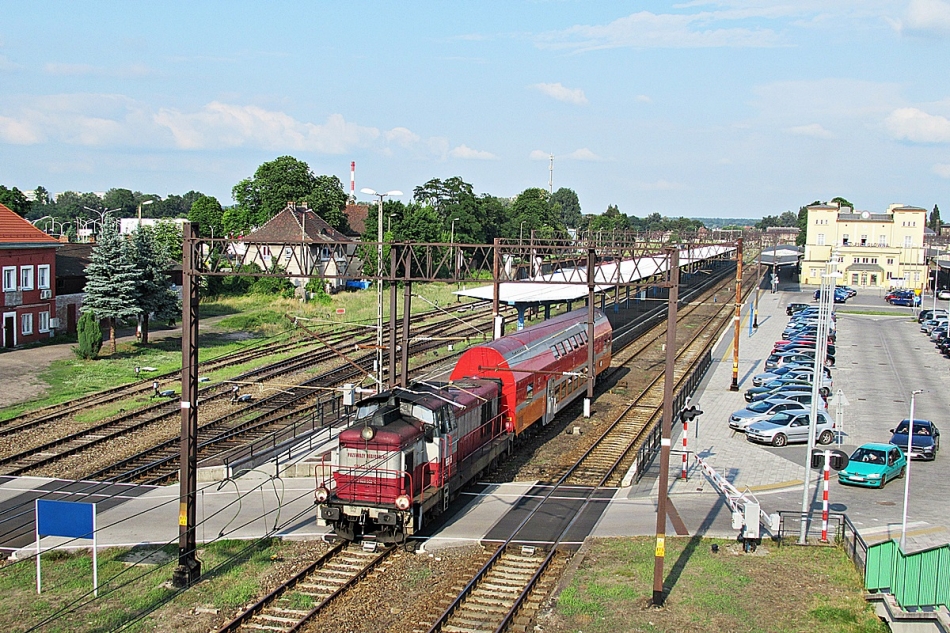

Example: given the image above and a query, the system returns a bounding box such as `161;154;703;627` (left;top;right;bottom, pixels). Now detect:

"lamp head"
360;187;377;196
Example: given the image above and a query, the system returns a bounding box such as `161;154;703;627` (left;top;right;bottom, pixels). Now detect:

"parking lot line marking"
745;479;803;492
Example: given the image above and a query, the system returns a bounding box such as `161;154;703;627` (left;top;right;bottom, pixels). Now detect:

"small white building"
119;217;188;235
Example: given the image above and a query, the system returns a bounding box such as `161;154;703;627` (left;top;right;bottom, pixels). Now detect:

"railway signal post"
653;247;679;606
174;221;201;587
729;237;744;391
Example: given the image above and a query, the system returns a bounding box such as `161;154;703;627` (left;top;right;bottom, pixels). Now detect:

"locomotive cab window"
356;402;380;421
400;402;435;425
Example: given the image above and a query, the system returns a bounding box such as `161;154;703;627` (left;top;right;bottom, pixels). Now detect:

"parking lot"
606;278;950;552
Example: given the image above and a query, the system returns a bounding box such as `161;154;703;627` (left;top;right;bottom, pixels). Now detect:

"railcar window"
526;384;534;399
551;345;560;359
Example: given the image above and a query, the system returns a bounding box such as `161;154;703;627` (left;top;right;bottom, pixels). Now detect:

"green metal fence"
865;539;950;610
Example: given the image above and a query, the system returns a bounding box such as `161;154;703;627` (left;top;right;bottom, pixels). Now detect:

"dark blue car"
889;419;940;460
814;288;848;303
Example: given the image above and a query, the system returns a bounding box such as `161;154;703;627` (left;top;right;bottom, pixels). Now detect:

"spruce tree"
75;310;103;360
127;228;180;344
81;221;140;354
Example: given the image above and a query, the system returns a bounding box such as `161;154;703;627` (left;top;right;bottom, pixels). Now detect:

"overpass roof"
455;245;735;304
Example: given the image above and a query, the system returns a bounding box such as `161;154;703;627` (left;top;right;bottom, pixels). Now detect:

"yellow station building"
801;202;928;290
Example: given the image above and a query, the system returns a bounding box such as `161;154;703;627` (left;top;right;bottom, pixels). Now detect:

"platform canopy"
455;245;734;305
758;245;802;268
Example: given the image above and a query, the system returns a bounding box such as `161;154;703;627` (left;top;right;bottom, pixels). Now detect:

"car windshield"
851;447;886;464
894;423;930;436
748;401;772;413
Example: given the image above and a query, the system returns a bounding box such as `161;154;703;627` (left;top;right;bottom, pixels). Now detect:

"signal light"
679;404;703;424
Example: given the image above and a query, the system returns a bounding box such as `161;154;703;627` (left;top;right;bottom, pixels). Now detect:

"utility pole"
753;236;763;328
173;221;200;587
653;247;679;606
729;237;744;391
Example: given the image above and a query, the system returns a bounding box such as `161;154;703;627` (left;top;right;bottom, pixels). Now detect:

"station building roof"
758;245;802;268
455;244;734;304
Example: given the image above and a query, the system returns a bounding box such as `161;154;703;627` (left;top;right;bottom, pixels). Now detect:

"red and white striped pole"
350;161;356;202
681;418;688;479
820;449;831;542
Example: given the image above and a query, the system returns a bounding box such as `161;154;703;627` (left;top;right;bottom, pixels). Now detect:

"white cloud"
448;144;497;160
154;104;380;152
885;107;950;143
44;62;97;76
385;127;420;147
529;150;550;160
0;115;40;144
536;11;781;52
531;82;588;105
0;55;21;72
635;94;652;103
897;0;950;36
934;163;950;178
566;148;602;161
787;123;835;139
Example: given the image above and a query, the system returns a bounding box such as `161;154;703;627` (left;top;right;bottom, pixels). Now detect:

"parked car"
745;377;828;402
838;444;906;488
750;391;826;409
938;290;950;300
728;399;808;432
752;363;830;387
765;351;834;370
921;318;947;334
746;410;835;447
786;302;810;316
887;291;921;307
836;285;857;298
918;309;948;324
814;287;849;303
888;419;940;461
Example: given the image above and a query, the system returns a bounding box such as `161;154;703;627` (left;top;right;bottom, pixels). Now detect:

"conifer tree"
81;222;139;354
127;228;180;344
75;310;103;360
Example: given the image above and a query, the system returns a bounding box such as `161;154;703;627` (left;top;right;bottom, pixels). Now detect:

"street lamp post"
361;187;402;390
83;206;120;235
901;389;924;550
138;199;154;230
519;221;525;243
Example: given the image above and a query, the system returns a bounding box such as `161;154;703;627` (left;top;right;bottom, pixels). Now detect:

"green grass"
551;537;887;633
0;539;291;633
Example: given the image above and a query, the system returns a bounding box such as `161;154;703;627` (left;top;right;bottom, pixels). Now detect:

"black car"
786;302;810;316
889;419;940;461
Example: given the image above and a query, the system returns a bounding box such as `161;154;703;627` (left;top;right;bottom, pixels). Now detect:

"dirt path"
0;321;208;410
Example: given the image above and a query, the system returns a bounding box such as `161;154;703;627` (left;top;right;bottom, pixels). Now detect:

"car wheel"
772;433;788;447
825;357;835;367
820;387;830;398
898;466;906;479
818;430;834;445
879;475;887;489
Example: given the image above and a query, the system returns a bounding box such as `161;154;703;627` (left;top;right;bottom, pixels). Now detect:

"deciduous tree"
189;195;225;239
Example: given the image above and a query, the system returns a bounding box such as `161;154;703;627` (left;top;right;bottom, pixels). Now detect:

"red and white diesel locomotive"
315;307;612;543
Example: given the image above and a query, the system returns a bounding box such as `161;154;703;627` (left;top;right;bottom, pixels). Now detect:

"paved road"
598;277;950;552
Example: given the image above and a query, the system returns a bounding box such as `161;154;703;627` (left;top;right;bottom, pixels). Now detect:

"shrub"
75;310;103;359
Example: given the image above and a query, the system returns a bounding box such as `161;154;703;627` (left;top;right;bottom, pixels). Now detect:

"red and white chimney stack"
349;161;356;203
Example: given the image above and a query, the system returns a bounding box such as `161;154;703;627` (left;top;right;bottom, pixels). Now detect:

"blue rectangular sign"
36;500;95;539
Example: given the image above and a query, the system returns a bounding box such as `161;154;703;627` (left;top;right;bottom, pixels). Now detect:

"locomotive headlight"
360;425;375;441
395;495;411;511
315;487;329;503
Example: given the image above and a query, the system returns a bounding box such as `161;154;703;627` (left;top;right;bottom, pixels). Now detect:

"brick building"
0;202;60;347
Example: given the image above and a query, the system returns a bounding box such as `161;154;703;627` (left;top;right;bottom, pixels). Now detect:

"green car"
837;443;907;488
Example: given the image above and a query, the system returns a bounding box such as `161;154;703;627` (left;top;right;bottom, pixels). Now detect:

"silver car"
746;410;836;447
729;399;808;432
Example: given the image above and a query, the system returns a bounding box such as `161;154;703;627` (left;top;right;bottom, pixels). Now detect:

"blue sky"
1;1;949;219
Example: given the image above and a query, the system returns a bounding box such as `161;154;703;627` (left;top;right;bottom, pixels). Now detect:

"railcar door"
544;380;557;425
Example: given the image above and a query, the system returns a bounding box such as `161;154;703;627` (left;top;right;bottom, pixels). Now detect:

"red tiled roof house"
0;202;60;347
237;202;358;295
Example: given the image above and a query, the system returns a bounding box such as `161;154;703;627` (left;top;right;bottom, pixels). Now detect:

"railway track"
564;264;759;487
427;259;759;633
0;335;316;437
215;542;394;633
3;306;496;482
